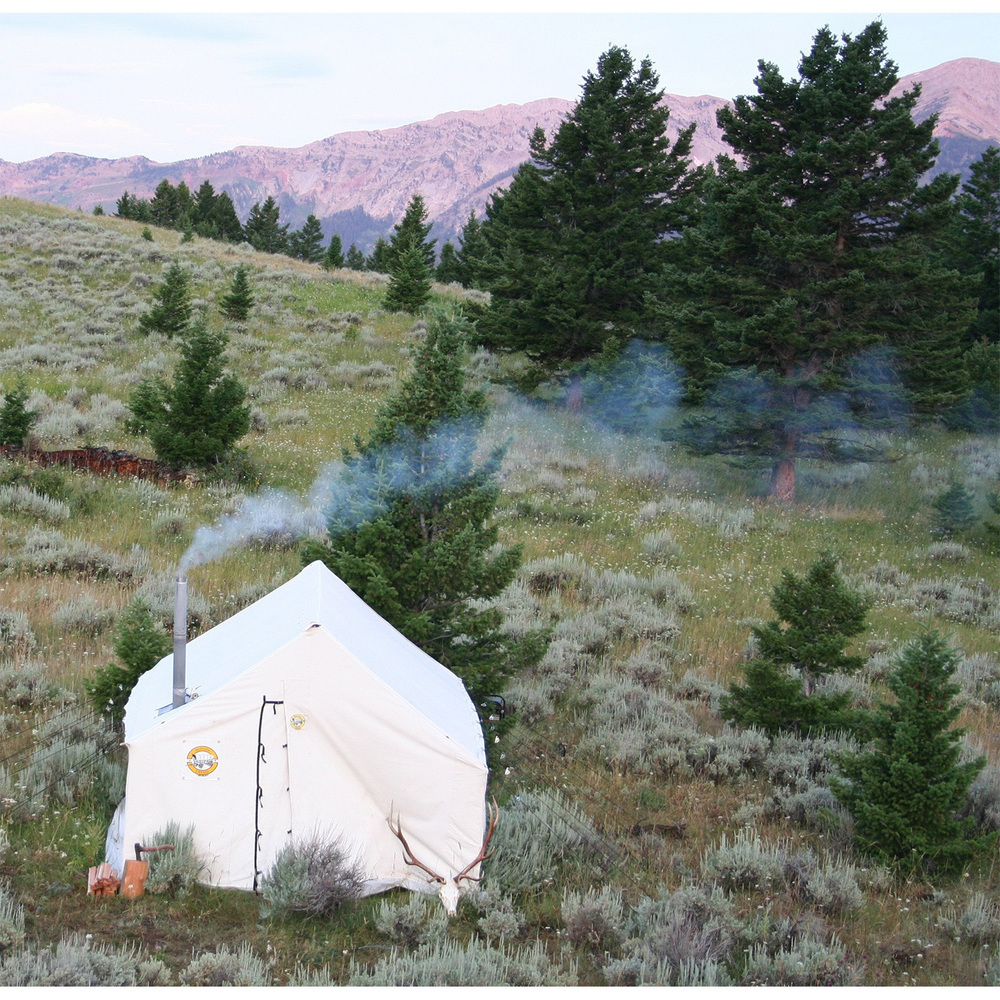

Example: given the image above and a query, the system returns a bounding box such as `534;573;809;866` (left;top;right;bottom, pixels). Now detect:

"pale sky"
0;4;997;164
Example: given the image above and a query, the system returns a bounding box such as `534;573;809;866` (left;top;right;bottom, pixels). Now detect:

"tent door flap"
253;695;290;892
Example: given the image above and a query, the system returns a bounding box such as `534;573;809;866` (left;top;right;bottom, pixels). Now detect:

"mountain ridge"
0;58;995;247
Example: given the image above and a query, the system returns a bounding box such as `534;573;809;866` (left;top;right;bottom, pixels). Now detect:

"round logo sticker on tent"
186;746;219;775
289;714;306;730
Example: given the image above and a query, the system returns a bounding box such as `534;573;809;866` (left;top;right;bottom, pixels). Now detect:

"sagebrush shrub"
0;935;171;986
740;936;862;986
260;835;365;917
611;885;739;986
561;885;624;948
11;706;123;812
0;881;25;952
143;823;203;898
0;485;70;524
0;659;56;709
179;944;271;987
375;894;435;946
937;892;1000;945
485;788;603;894
701;830;788;890
0;611;37;657
52;597;116;637
347;938;576;987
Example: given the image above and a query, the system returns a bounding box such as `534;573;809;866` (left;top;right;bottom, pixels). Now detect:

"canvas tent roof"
124;559;486;766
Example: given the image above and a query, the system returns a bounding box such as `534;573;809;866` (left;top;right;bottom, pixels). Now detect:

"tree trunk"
769;456;796;503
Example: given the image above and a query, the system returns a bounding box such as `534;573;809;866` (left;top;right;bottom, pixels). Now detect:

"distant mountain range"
1;58;996;250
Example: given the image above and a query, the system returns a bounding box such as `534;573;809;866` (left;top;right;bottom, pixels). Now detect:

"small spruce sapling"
931;481;978;537
383;243;432;313
138;260;192;338
219;264;255;322
0;375;37;447
127;318;250;469
87;600;172;724
721;552;871;735
345;243;365;270
322;234;345;270
832;629;995;873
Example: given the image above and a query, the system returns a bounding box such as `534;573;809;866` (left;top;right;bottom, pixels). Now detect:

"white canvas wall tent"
105;560;490;901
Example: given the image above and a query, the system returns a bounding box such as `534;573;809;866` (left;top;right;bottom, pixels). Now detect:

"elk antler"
454;797;500;883
388;813;445;884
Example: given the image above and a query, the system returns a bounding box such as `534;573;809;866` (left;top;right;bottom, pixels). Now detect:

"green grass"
0;200;997;985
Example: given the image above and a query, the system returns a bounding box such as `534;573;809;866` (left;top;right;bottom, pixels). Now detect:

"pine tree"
951;146;999;347
365;235;393;273
721;552;871;735
86;600;172;724
383;243;432;313
193;179;218;236
92;204;105;216
219;264;255;322
302;309;546;711
657;22;976;501
454;210;489;289
389;193;436;272
289;213;325;263
931;481;978;537
345;243;365;270
244;195;289;254
480;46;695;363
150;179;180;228
137;260;192;338
0;374;36;447
436;241;461;283
127;318;250;468
322;234;345;270
212;192;245;243
115;190;136;219
832;630;995;873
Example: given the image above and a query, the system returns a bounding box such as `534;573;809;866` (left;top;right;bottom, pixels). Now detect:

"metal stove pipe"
172;575;187;709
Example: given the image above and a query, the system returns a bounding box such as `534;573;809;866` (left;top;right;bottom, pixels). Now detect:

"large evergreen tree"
127;318;250;468
657;22;975;501
244;196;289;254
951;146;1000;347
479;45;695;363
832;630;995;873
435;241;461;284
454;210;490;289
137;260;192;338
302;309;546;710
212;192;245;243
150;178;181;228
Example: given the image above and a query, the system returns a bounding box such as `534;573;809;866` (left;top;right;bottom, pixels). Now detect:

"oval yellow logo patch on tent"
186;746;219;775
289;714;306;730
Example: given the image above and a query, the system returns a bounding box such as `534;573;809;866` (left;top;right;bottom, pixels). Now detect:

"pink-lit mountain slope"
0;58;995;244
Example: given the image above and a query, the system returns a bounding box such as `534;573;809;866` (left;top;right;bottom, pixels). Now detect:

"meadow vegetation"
0;200;996;985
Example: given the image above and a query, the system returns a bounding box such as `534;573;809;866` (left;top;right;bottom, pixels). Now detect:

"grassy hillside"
0;199;996;986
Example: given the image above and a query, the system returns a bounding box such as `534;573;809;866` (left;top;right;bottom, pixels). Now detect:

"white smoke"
179;487;326;573
177;417;484;573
